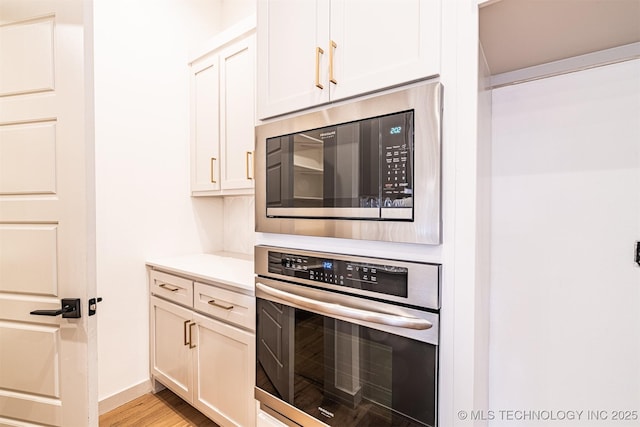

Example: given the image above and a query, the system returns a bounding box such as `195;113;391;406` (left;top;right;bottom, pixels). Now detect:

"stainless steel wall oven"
255;245;440;427
255;80;443;245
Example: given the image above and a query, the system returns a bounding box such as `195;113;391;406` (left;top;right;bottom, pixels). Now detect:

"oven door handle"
256;282;432;330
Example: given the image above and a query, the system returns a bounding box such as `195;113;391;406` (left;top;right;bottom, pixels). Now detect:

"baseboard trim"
99;379;153;415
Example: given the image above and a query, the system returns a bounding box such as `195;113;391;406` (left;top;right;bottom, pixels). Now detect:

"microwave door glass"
290;123;377;215
325;122;379;210
293;131;324;206
265;110;414;220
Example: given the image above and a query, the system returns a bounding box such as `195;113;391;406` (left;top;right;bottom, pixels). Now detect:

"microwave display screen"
265;111;414;221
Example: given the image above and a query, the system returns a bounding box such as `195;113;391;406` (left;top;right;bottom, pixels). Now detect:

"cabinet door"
220;35;256;191
257;0;330;119
150;296;193;403
192;312;256;427
329;0;441;102
191;55;221;192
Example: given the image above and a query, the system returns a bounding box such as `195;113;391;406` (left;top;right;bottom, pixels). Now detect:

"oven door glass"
265;111;414;220
256;297;437;427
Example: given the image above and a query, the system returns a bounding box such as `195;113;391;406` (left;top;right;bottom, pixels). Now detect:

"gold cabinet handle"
183;320;190;346
329;40;337;84
315;46;324;89
188;322;196;349
159;283;179;292
208;299;234;310
210;157;217;183
245;151;254;180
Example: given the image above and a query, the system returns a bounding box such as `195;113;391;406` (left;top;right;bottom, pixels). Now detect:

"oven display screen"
322;260;333;270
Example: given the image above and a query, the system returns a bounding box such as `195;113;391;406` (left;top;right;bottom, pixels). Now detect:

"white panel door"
490;60;640;419
220;35;256;191
0;1;96;426
329;0;441;102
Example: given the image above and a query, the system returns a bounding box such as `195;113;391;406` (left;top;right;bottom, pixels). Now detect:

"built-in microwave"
255;80;443;244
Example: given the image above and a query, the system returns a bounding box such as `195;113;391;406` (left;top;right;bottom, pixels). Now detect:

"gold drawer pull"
183;320;190;346
246;151;254;180
315;46;324;89
188;322;196;349
159;283;180;292
210;157;217;183
208;299;234;310
329;40;337;84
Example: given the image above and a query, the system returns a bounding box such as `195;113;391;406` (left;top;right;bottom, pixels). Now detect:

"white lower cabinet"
149;269;256;427
150;296;193;403
193;312;255;427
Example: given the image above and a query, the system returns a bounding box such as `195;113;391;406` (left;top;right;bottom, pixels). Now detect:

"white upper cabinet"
219;36;256;191
329;0;441;101
190;17;256;196
191;56;221;193
257;0;441;119
257;0;330;119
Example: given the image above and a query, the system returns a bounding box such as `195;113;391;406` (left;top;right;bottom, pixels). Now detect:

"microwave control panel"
268;251;407;298
381;112;413;207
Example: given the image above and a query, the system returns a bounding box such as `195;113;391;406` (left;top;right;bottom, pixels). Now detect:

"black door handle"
30;298;82;318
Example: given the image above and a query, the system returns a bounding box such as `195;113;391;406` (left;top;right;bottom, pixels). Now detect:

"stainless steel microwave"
255;80;443;244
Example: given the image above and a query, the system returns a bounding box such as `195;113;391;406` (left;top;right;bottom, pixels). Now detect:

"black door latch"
89;297;103;316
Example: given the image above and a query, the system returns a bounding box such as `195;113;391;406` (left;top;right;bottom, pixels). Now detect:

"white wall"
489;59;640;426
93;0;239;403
220;0;256;32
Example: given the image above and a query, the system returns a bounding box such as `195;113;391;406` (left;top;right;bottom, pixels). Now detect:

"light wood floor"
99;388;220;427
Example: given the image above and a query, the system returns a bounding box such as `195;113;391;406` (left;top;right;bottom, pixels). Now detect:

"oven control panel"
268;251;407;298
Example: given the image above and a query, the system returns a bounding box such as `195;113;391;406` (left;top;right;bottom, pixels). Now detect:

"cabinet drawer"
194;282;255;331
150;270;194;307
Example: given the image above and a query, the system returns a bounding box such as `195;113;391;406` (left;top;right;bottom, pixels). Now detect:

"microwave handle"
256;282;432;331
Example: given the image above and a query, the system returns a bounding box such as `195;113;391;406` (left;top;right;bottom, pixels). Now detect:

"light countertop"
146;252;255;295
